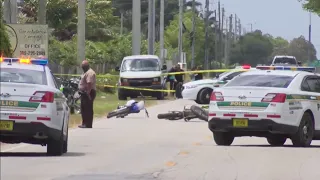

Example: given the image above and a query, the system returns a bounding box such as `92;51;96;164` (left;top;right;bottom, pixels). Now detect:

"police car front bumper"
208;118;299;137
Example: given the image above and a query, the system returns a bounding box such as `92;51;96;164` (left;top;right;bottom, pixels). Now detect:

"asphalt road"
1;99;320;180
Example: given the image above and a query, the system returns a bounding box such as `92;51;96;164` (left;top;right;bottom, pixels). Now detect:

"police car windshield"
0;68;47;85
121;58;160;72
225;75;294;88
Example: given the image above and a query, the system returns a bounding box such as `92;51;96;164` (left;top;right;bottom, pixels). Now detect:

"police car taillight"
29;91;54;103
261;93;286;103
210;92;224;101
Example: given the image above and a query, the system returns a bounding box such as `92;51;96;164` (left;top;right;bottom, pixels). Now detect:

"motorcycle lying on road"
107;92;149;118
157;105;208;122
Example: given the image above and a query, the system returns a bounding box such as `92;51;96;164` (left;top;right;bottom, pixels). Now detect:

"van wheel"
118;94;127;100
291;112;314;147
157;92;164;100
213;132;234;146
47;131;64;156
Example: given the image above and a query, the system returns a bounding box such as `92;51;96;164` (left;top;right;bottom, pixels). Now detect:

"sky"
198;0;320;59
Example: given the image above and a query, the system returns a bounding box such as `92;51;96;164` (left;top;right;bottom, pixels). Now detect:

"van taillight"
210;92;224;101
261;93;286;103
29;91;54;103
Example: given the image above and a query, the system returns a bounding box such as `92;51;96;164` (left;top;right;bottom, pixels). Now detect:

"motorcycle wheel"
157;111;183;120
190;105;209;121
107;108;130;119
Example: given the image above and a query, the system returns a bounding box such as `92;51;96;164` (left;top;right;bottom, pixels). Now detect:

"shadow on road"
0;152;86;157
232;144;320;148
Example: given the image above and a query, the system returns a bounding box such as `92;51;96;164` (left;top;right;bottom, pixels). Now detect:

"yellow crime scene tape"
54;68;246;78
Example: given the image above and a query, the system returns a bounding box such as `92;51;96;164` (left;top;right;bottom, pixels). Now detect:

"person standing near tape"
174;64;184;98
78;60;97;128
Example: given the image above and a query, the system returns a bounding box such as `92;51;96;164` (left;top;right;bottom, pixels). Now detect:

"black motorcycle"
157;105;208;122
59;77;81;114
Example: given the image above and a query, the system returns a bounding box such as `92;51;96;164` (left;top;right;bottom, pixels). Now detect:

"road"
1;99;320;180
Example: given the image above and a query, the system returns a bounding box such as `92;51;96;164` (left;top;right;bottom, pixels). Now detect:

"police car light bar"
256;66;315;72
0;57;48;65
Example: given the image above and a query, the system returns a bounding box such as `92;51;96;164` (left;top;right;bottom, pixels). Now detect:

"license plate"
233;118;248;127
0;121;14;131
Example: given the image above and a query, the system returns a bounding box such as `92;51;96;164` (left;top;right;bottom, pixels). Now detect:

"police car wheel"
63;128;69;153
213;132;234;146
47;131;64;156
291;112;314;147
198;88;212;104
266;136;286;146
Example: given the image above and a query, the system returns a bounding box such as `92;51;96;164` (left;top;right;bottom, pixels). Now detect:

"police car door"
48;72;66;129
300;75;320;130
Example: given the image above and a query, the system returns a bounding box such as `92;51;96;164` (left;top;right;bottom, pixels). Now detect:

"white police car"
208;65;320;147
182;65;256;104
0;57;69;156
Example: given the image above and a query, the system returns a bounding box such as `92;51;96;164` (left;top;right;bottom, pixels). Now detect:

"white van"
115;55;167;100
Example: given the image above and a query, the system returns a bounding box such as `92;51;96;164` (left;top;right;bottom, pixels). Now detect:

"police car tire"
198;88;212;104
213;132;234;146
47;131;64;156
291;112;314;147
266;136;286;146
63;128;69;153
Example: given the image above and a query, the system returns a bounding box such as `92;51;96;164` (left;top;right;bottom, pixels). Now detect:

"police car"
0;57;69;156
208;65;320;147
182;65;256;104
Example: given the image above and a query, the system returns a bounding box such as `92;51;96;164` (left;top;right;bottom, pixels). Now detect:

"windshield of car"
273;57;296;65
0;68;47;85
121;58;160;72
224;75;294;88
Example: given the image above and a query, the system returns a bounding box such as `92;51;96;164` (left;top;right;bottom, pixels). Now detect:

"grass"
68;92;160;128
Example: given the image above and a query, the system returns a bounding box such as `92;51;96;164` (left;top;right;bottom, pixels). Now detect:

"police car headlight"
153;77;160;82
185;85;197;89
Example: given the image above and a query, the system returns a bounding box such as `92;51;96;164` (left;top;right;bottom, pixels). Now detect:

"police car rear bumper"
0;122;62;144
208;118;299;136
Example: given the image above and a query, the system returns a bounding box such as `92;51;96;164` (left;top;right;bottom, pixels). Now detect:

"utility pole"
218;1;221;68
214;10;218;69
238;19;242;36
226;14;232;65
120;10;124;35
38;0;47;24
3;0;11;23
234;14;237;42
204;0;209;70
221;7;224;62
77;0;86;74
191;0;196;68
148;0;155;55
3;0;17;23
132;0;141;55
159;0;164;63
308;12;312;62
178;0;183;62
224;17;228;65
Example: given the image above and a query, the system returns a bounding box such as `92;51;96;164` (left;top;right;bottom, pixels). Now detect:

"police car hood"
120;71;162;78
183;79;219;86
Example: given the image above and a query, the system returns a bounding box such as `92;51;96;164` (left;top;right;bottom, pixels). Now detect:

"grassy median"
68;92;159;127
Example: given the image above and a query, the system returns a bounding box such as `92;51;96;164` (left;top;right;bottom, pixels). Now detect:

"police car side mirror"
297;61;302;66
115;66;120;71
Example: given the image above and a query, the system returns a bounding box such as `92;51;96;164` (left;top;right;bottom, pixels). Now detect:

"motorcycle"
157;105;208;122
107;92;149;118
59;77;81;114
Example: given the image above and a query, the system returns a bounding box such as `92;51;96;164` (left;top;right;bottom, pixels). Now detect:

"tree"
301;0;320;15
287;36;317;62
0;4;12;56
229;30;274;66
269;36;290;58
